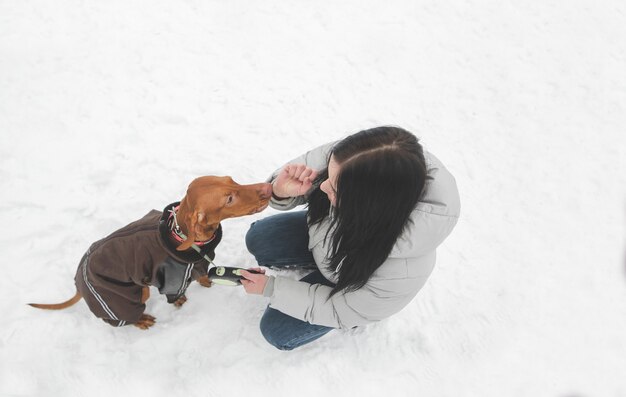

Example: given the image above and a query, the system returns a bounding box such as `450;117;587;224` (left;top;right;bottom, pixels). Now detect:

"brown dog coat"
74;202;222;326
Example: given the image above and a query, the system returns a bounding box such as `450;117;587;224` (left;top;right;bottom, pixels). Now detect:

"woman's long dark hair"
307;126;429;298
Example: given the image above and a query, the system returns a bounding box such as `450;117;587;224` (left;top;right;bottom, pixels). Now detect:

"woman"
240;126;460;350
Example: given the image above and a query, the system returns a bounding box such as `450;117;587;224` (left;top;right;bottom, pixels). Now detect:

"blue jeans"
245;211;335;350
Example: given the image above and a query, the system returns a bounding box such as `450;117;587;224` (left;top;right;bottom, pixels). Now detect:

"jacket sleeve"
266;265;432;329
267;140;339;211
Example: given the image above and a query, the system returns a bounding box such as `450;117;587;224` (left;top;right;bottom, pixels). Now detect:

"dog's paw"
134;314;156;330
197;275;212;288
173;295;188;307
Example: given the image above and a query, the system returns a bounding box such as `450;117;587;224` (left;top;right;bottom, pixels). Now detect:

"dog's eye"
226;195;234;205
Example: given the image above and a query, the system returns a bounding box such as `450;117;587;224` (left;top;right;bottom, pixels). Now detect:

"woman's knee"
245;220;264;256
245;212;312;266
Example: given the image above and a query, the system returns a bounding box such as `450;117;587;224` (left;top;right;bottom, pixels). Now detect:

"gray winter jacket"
263;140;460;329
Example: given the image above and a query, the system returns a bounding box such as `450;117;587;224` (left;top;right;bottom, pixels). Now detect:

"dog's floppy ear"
177;209;199;251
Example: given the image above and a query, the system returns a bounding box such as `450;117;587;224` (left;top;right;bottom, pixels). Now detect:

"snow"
1;1;625;396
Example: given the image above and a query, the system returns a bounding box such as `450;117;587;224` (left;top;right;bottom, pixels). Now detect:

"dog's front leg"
173;295;187;307
196;275;212;288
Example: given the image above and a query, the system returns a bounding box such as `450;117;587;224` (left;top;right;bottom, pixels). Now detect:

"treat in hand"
272;164;318;198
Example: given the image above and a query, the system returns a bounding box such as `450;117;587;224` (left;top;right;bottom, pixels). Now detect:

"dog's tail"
28;292;82;310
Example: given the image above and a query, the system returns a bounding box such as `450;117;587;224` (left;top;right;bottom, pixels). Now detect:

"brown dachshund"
29;176;272;329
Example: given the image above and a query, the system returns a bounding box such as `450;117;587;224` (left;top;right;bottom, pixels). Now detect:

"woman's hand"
240;268;268;295
272;164;319;198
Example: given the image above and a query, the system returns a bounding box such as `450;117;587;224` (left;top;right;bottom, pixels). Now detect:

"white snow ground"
1;1;625;396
